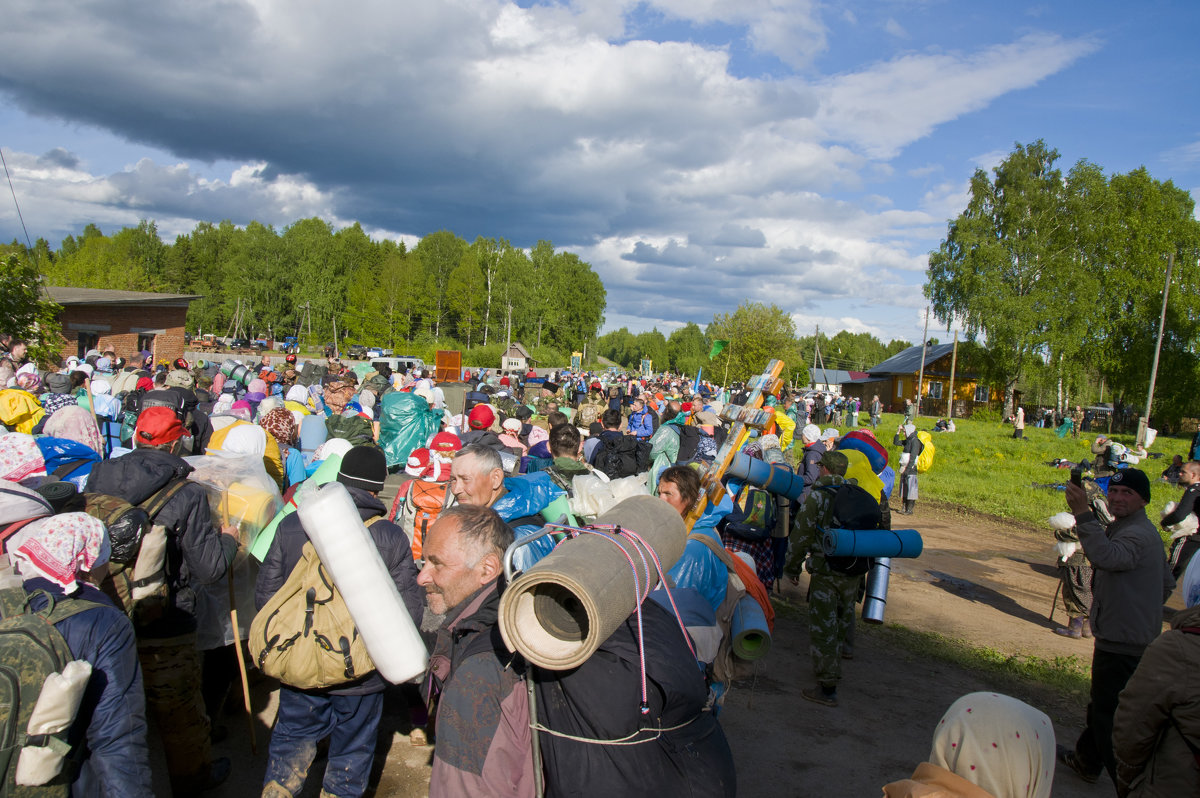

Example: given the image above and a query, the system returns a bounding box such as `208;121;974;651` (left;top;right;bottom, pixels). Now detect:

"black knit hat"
337;446;387;493
1109;468;1151;504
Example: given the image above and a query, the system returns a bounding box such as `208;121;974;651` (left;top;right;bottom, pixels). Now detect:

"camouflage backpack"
0;587;101;795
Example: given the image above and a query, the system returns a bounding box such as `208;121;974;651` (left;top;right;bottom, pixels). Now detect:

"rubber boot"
1081;618;1092;638
262;782;293;798
1053;617;1083;638
903;500;915;515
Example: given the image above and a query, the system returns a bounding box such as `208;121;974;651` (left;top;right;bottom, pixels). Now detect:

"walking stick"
1048;579;1062;623
229;565;258;755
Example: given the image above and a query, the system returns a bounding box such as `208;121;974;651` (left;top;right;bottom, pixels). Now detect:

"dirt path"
183;501;1181;796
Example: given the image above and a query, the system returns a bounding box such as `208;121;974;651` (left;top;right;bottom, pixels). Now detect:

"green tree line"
926;140;1200;428
11;219;607;361
596;301;913;385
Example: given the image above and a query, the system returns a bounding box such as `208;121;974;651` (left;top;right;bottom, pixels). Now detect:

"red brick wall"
56;303;190;366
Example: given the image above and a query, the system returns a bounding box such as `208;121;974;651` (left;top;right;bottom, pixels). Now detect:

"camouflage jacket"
535;394;561;417
784;474;851;577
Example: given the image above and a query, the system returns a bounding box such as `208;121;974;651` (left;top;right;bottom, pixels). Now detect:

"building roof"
44;286;202;307
504;342;531;359
867;343;956;376
808;368;868;385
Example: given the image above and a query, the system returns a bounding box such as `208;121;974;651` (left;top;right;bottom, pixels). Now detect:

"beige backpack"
249;523;381;689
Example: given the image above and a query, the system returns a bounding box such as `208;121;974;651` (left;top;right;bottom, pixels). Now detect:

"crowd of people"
0;331;1196;797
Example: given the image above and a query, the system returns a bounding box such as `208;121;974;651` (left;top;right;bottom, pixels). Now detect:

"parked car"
347;344;368;360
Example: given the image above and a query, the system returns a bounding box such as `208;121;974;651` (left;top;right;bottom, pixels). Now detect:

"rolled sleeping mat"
822;528;923;559
249;452;345;562
299;413;328;463
499;494;687;671
296;481;428;683
861;557;892;625
219;358;255;388
838;430;888;473
725;451;808;502
730;593;771;661
540;495;578;528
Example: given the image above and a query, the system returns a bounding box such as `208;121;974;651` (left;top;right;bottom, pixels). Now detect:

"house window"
77;332;99;359
137;333;156;356
896;379;904;398
974;384;989;402
927;381;943;400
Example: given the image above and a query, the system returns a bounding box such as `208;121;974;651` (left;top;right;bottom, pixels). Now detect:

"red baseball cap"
468;404;495;430
405;447;431;477
135;406;186;446
430;431;462;453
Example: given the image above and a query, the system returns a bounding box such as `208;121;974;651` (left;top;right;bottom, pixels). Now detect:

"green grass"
875;622;1091;701
769;598;1090;701
842;412;1186;537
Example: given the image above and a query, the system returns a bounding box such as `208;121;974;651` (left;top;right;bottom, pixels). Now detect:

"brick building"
44;287;201;365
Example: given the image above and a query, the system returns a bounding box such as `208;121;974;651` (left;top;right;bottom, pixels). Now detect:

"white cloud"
883;18;908;38
816;33;1099;159
0;2;1099;345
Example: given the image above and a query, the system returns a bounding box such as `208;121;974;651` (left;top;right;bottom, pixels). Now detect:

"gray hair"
457;443;504;475
437;504;513;563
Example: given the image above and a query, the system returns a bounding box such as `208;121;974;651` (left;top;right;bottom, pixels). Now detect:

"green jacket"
785;473;854;578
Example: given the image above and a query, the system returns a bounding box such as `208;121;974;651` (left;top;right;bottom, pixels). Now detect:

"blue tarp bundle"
822;527;923;559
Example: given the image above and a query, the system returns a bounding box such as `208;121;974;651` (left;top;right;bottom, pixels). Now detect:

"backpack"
249;520;384;690
576;402;603;429
324;415;375;447
0;587;101;792
595;435;650;479
718;485;777;542
674;426;701;463
916;431;935;473
390;480;454;561
85;478;190;625
816;483;882;576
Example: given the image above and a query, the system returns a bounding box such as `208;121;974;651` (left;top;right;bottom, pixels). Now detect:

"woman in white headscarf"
884;692;1056;798
1111;554;1200;797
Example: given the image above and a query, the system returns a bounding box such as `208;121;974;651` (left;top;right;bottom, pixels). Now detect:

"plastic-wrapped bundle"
730;593;771;660
15;660;92;786
295;481;428;683
821;527;923;559
219;359;255;388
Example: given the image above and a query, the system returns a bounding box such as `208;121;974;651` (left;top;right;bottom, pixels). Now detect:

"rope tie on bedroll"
499;495;690;742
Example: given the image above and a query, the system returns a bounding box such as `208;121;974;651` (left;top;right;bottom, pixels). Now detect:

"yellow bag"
248;539;376;689
916;430;935;473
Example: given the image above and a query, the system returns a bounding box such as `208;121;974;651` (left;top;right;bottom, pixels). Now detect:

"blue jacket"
627;408;654;440
25;578;153;798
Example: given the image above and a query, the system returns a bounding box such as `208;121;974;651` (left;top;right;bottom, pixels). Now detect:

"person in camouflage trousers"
784;449;862;708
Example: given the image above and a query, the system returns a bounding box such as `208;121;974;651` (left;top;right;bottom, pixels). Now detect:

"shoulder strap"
140;476;191;521
52;458;92;480
364;515;385;528
0;517;41;551
687;532;740;574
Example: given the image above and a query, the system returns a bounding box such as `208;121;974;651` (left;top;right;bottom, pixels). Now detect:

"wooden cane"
1048;579;1062;623
229;566;257;755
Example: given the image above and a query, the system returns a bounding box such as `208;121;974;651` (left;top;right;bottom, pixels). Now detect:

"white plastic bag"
15;660;92;786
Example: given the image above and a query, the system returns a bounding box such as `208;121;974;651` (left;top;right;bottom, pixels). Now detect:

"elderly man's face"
1106;484;1147;519
450;453;505;507
417;516;492;615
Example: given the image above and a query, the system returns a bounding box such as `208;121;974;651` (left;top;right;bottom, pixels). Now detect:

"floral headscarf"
16;371;41;392
44;405;105;456
0;434;46;483
9;512;110;593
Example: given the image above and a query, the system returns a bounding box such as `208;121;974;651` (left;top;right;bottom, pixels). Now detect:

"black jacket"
893;430;924;475
535;599;736;797
86;447;235;636
1161;482;1200;529
255;483;424;695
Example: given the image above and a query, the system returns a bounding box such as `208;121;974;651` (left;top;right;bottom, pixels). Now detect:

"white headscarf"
285;385;308;404
218;422;267;458
313;437;353;462
929;692;1055;798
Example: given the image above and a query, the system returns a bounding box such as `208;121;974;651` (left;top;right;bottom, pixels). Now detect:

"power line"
0;147;32;250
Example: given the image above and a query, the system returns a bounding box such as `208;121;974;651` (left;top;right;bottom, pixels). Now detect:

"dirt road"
182;502;1178;796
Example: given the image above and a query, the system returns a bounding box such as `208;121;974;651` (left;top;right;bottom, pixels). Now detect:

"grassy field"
832;412;1188;535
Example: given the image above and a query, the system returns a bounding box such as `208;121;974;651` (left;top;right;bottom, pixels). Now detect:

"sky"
1;1;1197;347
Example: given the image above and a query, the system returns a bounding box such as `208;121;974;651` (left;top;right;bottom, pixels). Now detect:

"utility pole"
1138;252;1174;447
946;331;958;420
810;326;819;389
332;314;340;359
915;307;930;417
